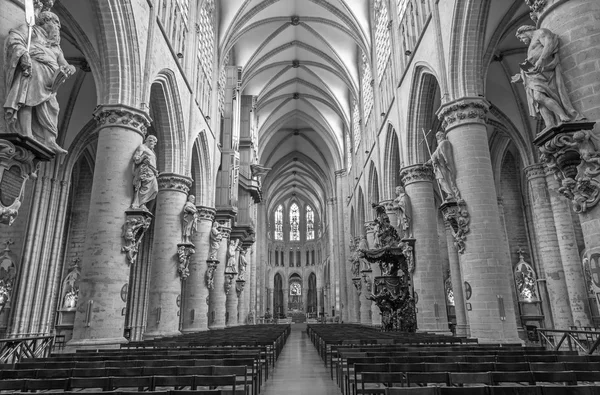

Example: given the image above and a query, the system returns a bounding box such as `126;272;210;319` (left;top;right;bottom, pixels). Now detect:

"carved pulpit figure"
131;135;158;211
427;132;461;202
393;186;412;239
208;221;222;260
182;194;198;244
511;25;583;129
4;8;75;154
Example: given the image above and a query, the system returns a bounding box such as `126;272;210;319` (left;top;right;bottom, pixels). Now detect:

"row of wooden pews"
0;324;290;394
307;324;600;395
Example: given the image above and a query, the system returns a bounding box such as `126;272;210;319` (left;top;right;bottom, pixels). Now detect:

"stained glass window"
196;0;215;114
346;131;352;170
375;0;391;83
352;100;361;152
274;205;283;240
290;203;300;241
361;52;374;120
306;206;315;240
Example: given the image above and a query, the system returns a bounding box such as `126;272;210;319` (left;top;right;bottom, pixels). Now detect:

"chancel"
1;0;600;394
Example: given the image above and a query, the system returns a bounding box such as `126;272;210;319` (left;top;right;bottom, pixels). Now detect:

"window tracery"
352;100;361;152
274;205;283;241
306;205;314;240
375;0;392;83
196;0;215;115
361;52;374;121
290;203;300;241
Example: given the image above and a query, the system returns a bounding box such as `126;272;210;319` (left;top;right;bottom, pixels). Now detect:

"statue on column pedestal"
427;132;461;202
181;194;198;244
208;221;222;260
511;25;583;130
226;238;239;274
4;5;75;155
131;135;158;211
393;186;412;239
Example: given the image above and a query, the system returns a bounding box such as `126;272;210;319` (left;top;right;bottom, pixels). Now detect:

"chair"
178;366;214;376
109;375;154;391
1;369;38;379
574;370;600;383
460;363;495;372
448;372;493;386
35;368;72;378
194;374;237;393
488;386;541;395
24;378;69;391
152;375;196;390
170;391;224;395
529;362;566;372
491;371;535;385
386;387;438;395
361;372;404;395
405;372;449;387
0;379;26;392
67;376;110;391
494;362;530;371
439;388;490;395
213;366;249;395
353;364;390;395
532;370;577;385
541;386;594;395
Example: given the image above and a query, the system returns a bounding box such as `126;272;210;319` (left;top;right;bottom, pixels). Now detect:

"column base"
66;336;128;351
143;330;181;340
209;324;226;330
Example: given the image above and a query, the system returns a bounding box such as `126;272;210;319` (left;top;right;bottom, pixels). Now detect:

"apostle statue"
357;236;371;272
208;221;222;260
511;25;583;129
226;238;239;273
131;135;158;211
348;238;360;278
181;194;198;244
427;132;461;202
4;8;75;154
238;248;248;281
393;186;413;239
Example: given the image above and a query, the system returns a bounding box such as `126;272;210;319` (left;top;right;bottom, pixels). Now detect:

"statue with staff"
423;129;462;202
3;0;75;154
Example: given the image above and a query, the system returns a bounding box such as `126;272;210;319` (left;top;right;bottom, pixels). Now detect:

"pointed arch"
383;124;401;199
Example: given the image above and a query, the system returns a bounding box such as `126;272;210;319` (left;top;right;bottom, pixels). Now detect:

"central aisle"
263;324;340;395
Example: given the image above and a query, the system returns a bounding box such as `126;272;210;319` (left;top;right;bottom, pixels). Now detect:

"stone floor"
262;324;340;395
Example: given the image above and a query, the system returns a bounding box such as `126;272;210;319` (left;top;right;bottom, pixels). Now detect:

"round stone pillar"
144;174;192;339
524;164;573;329
444;221;470;337
400;164;450;333
282;288;289;319
535;0;600;297
437;98;520;343
359;283;372;325
70;105;150;347
181;206;215;333
545;168;592;327
209;219;231;329
226;283;238;327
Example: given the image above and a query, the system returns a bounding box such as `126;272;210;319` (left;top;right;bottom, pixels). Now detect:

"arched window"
274;205;283;240
290;203;300;241
346;131;352;170
361;52;374;121
375;0;391;83
306;205;315;240
352;100;361;152
196;0;215;114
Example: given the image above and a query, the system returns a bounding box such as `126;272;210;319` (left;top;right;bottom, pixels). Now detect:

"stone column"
534;0;600;314
282;288;289;318
181;206;215;332
545;169;592;327
524;164;572;329
437;98;520;342
444;222;470;337
400;164;450;333
359;281;372;325
70;105;151;347
144;174;192;338
209;219;231;329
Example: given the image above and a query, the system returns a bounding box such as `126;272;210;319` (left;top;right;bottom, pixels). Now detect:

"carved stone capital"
121;210;153;265
197;206;216;222
400;164;434;186
334;169;347;178
436;97;490;132
157;173;192;193
177;243;195;280
524;163;546;181
524;0;548;22
439;201;470;254
93;104;151;138
205;260;219;290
